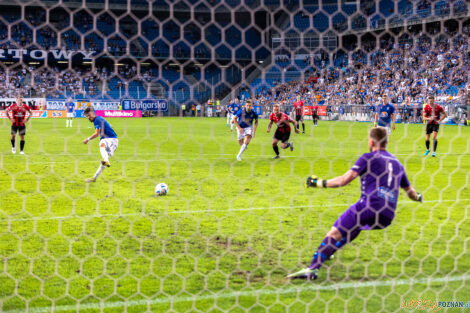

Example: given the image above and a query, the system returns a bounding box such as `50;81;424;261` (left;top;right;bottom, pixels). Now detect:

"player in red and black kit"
293;95;305;134
6;96;32;154
312;101;320;126
423;95;446;157
267;103;299;159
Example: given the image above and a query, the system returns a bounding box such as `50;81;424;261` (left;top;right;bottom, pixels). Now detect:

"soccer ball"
155;183;169;196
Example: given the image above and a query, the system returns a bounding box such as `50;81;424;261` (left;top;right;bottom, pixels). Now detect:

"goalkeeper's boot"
289;142;294;151
424;150;430;156
273;155;280;159
101;160;111;167
86;177;96;183
287;268;318;281
432;152;436;157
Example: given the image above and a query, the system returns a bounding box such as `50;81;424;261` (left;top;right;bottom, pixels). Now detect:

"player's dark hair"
428;95;435;100
84;107;93;115
370;127;388;148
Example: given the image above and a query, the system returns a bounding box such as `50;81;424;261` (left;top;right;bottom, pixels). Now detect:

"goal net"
0;1;469;312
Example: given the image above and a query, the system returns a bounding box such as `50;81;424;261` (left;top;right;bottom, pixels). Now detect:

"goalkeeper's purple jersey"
351;150;410;217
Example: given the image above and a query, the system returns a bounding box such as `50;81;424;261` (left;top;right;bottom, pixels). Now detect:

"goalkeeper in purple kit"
288;127;423;280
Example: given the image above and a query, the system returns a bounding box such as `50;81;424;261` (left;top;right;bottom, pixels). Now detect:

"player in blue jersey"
82;107;119;182
374;95;396;134
229;99;241;132
287;127;422;280
233;100;258;161
66;97;75;127
226;100;234;126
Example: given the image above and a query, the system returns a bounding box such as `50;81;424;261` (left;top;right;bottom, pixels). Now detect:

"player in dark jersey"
267;103;299;159
312;103;319;126
83;107;119;182
6;96;32;155
293;96;305;134
374;95;395;135
233;100;258;161
423;95;446;157
287;127;422;280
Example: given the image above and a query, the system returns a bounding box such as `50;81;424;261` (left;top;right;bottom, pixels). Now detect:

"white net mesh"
1;1;470;313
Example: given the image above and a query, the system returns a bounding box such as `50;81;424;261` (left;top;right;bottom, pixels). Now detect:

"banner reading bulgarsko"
46;100;119;110
121;99;168;112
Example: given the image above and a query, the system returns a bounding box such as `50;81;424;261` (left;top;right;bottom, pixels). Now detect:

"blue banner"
74;110;85;118
121;99;168;111
253;105;262;115
46;100;119;110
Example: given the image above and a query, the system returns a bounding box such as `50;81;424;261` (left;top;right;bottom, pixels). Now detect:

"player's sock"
70;120;72;127
93;164;106;180
11;139;15;148
20;140;25;151
425;140;430;150
273;145;279;155
309;236;340;270
302;123;305;132
433;139;437;152
238;143;247;157
282;142;290;149
100;146;109;163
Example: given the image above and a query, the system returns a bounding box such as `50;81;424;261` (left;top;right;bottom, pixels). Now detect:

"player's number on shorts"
387;162;393;187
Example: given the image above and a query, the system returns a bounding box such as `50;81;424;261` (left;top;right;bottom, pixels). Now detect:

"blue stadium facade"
0;0;468;109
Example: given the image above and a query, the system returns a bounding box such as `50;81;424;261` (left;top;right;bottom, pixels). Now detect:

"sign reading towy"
0;49;95;60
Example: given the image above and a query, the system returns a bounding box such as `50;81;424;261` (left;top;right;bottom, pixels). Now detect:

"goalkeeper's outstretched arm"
306;170;358;188
306;171;423;202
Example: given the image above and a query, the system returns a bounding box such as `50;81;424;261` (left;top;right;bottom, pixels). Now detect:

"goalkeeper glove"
306;176;327;188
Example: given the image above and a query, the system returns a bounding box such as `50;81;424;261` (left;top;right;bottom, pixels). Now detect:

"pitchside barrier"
1;99;467;124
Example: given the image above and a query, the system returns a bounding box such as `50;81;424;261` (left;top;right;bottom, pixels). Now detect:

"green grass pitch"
0;117;469;313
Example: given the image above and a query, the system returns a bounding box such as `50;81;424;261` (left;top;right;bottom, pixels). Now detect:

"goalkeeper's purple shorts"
333;202;394;238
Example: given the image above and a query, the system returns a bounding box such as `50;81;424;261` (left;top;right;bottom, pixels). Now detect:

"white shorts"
100;138;119;156
378;124;391;135
67;112;74;118
237;127;253;140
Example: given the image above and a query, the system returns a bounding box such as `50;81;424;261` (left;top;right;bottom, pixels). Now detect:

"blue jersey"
235;108;258;128
66;101;75;113
351;150;409;216
93;116;118;139
231;103;241;115
377;104;395;126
